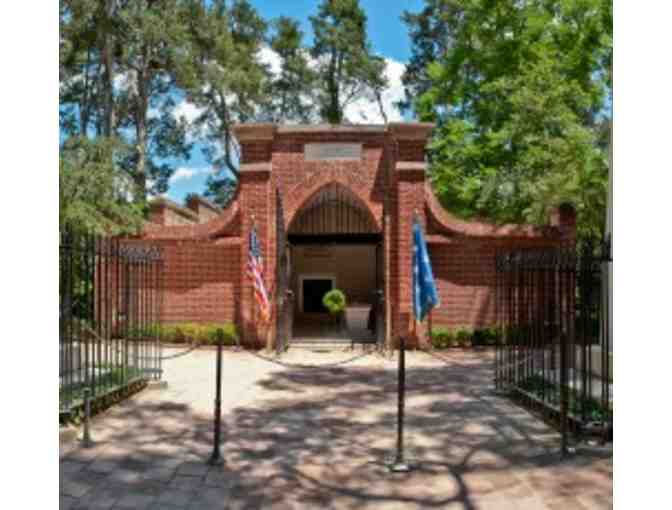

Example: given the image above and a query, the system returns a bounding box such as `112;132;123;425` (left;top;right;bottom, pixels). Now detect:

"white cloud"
343;58;406;124
168;166;212;185
257;45;406;124
173;101;204;125
169;48;407;135
258;46;283;76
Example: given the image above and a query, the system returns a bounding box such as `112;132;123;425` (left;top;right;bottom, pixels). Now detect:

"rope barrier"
72;321;384;368
234;343;375;369
70;323;200;362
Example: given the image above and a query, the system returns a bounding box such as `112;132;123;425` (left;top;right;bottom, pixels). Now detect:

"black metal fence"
59;229;164;416
494;238;612;446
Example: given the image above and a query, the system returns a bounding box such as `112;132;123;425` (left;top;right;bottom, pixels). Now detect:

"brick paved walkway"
60;347;612;509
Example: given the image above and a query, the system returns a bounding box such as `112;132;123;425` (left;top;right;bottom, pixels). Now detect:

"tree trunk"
101;0;115;138
135;69;149;203
325;49;342;124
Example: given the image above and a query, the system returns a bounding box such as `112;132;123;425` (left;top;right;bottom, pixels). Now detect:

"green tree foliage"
309;0;388;124
262;17;317;123
405;0;612;239
59;0;111;137
177;0;268;205
203;175;238;208
398;0;454;115
110;0;193;201
60;138;144;235
60;0;192;204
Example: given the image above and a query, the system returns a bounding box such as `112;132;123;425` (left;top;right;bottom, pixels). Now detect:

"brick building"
140;123;575;349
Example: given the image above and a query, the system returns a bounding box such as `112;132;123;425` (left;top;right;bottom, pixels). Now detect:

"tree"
60;138;144;235
178;0;268;205
60;0;193;203
60;0;110;138
203;175;238;208
309;0;388;124
398;0;455;115
262;17;317;123
406;0;612;239
113;0;193;201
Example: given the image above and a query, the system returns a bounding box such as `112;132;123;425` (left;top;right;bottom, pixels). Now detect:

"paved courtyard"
60;347;612;509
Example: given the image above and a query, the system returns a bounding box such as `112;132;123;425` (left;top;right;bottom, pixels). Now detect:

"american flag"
247;226;271;323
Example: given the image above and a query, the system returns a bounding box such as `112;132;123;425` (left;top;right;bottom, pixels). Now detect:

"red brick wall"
428;238;562;330
272;132;389;228
137;124;575;350
157;240;240;324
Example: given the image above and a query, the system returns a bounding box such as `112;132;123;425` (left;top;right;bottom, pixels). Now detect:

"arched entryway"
283;183;384;346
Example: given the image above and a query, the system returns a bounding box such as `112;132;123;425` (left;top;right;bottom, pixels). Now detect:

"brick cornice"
396;161;426;181
239;162;272;178
388;122;435;141
277;124;387;135
232;124;276;142
150;197;199;222
233;123;436;142
185;194;223;214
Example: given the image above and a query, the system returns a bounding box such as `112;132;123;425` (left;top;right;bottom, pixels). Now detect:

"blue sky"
165;0;425;204
247;0;425;62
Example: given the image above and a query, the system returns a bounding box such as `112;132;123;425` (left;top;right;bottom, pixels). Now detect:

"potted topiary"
322;289;347;331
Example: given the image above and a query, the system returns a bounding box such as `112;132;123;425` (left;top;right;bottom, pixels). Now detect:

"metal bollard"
208;329;224;465
82;388;93;448
390;336;410;472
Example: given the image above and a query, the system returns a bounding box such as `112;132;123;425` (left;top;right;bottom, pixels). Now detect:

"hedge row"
127;322;238;346
429;326;499;348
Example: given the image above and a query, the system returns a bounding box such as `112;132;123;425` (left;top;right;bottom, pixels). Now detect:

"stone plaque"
304;143;362;161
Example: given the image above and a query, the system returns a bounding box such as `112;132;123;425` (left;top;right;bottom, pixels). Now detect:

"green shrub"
473;327;499;346
179;323;199;342
160;324;185;343
157;322;238;346
430;327;456;349
456;326;473;347
472;328;485;346
487;327;501;345
197;323;238;346
210;323;238;346
322;289;347;315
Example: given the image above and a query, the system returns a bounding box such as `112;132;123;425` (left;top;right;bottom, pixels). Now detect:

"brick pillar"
235;124;276;348
388;123;435;349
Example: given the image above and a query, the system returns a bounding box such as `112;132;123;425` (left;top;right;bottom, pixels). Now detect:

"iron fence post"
82;388;93;448
390;335;410;472
208;329;224;465
560;330;569;457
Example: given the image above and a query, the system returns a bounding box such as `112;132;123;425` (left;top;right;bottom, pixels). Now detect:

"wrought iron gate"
60;229;163;417
494;238;612;445
275;189;293;353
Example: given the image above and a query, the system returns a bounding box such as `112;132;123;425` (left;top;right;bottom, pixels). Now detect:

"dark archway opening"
286;184;383;345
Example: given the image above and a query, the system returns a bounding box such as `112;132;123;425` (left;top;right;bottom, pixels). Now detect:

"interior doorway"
300;276;335;313
285;183;384;345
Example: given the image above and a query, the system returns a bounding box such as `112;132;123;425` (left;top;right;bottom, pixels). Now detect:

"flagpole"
390;209;419;473
251;215;256;348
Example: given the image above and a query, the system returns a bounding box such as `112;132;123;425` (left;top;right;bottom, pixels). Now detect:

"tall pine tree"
309;0;387;124
262;17;317;123
60;0;193;203
178;0;268;208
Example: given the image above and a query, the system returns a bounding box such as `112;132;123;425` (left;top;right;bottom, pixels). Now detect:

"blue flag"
413;217;440;322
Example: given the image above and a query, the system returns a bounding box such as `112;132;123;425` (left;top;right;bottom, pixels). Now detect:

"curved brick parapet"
424;182;571;240
133;123;577;349
142;200;240;241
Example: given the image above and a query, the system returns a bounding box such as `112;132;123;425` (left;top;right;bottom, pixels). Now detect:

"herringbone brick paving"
60;348;612;509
